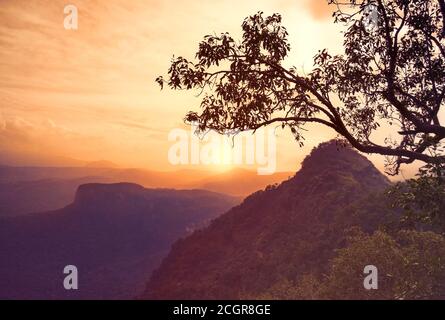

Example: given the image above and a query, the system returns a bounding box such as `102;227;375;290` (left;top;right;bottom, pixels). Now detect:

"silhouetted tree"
157;0;445;174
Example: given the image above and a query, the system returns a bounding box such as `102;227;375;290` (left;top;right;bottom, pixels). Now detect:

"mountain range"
142;141;396;299
0;183;238;299
3;140;441;300
0;166;290;217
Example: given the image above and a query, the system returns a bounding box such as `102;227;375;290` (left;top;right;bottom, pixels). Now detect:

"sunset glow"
0;0;424;177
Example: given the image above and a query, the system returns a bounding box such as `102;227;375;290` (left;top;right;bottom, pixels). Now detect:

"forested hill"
143;141;396;299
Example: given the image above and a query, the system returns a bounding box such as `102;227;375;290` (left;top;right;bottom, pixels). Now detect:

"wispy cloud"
0;0;344;170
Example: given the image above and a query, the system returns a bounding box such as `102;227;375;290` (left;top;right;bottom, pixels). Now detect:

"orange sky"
0;0;422;177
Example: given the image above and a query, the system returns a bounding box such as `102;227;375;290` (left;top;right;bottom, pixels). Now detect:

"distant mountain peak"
302;140;372;169
73;183;145;208
84;160;119;168
77;182;144;192
0;183;238;299
289;139;390;190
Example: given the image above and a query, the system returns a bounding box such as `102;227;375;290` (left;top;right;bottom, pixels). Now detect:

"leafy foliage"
387;161;445;229
321;229;445;300
253;229;445;300
157;1;445;174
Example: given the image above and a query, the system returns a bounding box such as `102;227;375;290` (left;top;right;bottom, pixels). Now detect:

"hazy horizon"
0;0;424;178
